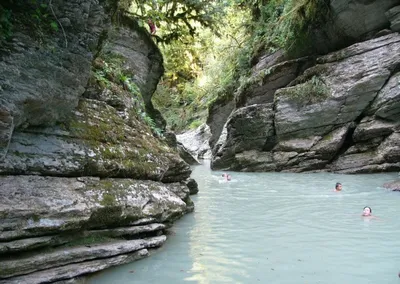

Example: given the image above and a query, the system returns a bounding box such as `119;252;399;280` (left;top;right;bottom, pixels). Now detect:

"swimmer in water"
222;173;231;181
361;206;379;219
362;206;372;216
334;182;342;192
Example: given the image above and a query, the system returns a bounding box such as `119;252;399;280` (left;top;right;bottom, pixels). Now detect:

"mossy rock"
88;206;123;228
276;75;330;106
61;98;185;180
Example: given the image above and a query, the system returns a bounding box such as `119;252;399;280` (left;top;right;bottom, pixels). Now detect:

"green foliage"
148;0;331;133
92;52;163;136
141;111;163;136
153;5;249;132
1;0;61;43
49;20;58;31
101;193;117;206
243;0;330;58
27;0;60;34
124;0;226;44
189;120;202;129
161;35;202;89
0;6;12;41
280;75;330;105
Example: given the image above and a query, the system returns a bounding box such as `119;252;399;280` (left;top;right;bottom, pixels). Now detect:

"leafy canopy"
153;4;250;132
121;0;227;43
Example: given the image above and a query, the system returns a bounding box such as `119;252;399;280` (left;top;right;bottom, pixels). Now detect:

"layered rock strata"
0;0;196;282
208;0;400;174
211;33;400;173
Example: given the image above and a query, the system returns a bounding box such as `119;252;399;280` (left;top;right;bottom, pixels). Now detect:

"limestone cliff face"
0;0;196;282
209;1;400;174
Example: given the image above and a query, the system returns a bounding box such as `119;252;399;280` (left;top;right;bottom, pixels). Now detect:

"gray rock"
311;125;350;159
383;180;400;191
130;218;159;226
0;106;13;160
386;6;400;32
0;0;183;180
367;71;400;121
207;98;235;149
353;118;395;142
0;236;68;255
85;223;166;239
276;34;399;138
0;236;165;279
310;0;399;54
212;123;228;157
162;132;199;165
164;183;190;202
332;162;400;174
236;57;312;107
345;138;384;155
104;23;163;105
0;176;191;242
330;152;378;173
0;1;193;281
207;53;302;156
251;50;286;76
102;18;165;128
210;33;400;173
182;178;199;195
0;249;149;284
329;131;400;173
0;99;190;182
0;224;165;255
274;137;321;153
177;142;200;165
164;132;178;148
274;89;336;138
234;150;276;172
317;33;400;64
211;104;275;170
374;29;393;38
0;0;110;159
377;132;400;163
177;123;212;159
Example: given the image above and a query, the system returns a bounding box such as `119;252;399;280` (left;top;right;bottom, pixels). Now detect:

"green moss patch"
1;0;62;44
277;75;330;105
63;98;178;179
88;206;123;227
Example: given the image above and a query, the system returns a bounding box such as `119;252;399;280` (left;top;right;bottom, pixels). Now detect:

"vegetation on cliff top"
0;0;330;133
0;0;60;43
119;0;224;44
149;0;330;132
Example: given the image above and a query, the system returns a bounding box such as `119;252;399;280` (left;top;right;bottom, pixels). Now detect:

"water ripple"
89;164;400;284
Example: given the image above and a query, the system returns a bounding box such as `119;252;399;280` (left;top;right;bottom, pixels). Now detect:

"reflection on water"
88;162;400;284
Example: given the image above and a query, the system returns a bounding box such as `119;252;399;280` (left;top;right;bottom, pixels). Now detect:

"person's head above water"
362;206;372;216
222;173;231;181
335;182;342;191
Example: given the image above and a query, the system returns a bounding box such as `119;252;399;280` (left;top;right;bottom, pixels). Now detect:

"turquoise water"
89;162;400;284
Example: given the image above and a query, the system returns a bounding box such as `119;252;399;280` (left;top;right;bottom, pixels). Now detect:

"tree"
124;0;226;43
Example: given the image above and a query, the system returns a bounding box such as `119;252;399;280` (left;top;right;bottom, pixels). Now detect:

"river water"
89;161;400;284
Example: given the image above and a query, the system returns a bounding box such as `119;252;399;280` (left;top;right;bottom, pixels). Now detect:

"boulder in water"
383;180;400;191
